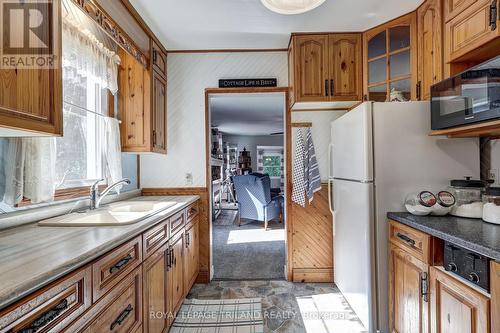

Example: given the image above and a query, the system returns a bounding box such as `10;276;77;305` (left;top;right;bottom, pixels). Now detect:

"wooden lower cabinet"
143;243;169;333
65;267;143;333
430;267;490;333
389;245;430;333
491;261;500;332
184;218;200;295
168;231;185;322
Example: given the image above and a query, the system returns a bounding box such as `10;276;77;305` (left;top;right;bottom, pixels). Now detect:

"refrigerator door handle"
328;143;334;179
328;178;334;214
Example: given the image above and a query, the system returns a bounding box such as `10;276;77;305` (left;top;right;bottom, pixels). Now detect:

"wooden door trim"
204;87;292;281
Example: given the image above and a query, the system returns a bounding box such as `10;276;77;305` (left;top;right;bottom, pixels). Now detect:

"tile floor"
187;280;367;333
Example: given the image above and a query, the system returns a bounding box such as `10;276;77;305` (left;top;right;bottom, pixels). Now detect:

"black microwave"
431;56;500;130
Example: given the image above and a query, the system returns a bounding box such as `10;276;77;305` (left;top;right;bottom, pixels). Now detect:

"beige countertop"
0;195;199;311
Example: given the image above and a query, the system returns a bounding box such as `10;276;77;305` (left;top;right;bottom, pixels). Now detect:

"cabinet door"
389;245;430;333
293;35;330;102
329;34;362;101
492;261;500;333
168;232;185;320
152;71;167;154
445;0;499;62
430;267;490;333
184;219;199;294
119;50;151;152
444;0;479;22
143;243;169;333
0;0;62;135
417;0;443;101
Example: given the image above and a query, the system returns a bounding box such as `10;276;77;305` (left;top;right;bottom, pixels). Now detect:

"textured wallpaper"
140;52;288;188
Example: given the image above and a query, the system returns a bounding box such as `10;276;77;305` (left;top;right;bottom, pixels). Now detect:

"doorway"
205;88;289;281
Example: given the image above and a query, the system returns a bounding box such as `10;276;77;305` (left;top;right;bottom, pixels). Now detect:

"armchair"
232;173;283;230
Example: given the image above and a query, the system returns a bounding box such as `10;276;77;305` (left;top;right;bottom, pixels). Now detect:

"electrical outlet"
185;173;193;186
489;169;499;185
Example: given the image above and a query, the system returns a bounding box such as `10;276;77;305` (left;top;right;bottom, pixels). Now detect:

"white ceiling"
210;93;284;136
130;0;424;50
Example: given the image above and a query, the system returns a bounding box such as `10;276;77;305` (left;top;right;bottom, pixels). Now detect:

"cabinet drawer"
0;267;91;333
444;0;479;22
152;42;166;76
66;268;142;333
142;219;169;258
92;236;142;302
389;220;431;263
186;201;199;223
169;211;185;237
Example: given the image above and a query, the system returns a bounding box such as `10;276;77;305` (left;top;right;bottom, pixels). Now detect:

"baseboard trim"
196;269;210;284
292;268;333;283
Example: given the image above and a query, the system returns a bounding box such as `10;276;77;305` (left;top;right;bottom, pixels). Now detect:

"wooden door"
444;0;478;22
430;267;490;333
184;219;200;294
389;245;430;333
445;0;499;62
293;35;330;102
143;243;169;333
329;34;362;101
119;50;150;152
152;71;167;154
417;0;443;100
0;0;62;135
168;232;185;320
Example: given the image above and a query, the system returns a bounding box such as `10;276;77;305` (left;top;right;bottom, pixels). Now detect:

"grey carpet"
213;219;286;280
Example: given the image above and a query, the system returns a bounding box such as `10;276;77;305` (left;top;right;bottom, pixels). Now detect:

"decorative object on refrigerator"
448;178;486;218
405;191;437;216
482;187;500;224
304;128;321;203
431;191;456;216
291;128;306;207
389;88;407;102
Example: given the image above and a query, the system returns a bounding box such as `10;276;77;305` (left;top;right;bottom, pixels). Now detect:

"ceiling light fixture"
260;0;327;15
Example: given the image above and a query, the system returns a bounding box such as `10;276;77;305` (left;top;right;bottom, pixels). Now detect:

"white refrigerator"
328;102;480;332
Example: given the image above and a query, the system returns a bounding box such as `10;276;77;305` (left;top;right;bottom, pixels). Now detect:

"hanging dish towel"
305;128;321;203
104;117;124;193
292;128;306;207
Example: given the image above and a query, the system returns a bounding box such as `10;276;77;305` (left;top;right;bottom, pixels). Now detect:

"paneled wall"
139;52;288;188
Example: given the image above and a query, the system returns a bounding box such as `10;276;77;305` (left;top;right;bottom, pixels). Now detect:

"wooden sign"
218;78;277;88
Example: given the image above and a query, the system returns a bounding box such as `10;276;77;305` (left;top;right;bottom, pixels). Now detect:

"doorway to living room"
206;88;288;280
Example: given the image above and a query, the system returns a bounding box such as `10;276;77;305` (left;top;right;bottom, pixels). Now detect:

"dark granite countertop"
0;195;199;311
388;212;500;261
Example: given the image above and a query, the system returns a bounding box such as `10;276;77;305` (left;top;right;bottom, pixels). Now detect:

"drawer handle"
110;304;133;331
396;232;416;247
490;0;497;30
186;233;190;248
19;299;68;333
109;254;133;274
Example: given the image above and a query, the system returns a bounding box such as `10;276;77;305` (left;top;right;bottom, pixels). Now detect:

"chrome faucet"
90;178;131;210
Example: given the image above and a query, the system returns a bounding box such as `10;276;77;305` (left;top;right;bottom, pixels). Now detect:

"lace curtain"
62;18;121;94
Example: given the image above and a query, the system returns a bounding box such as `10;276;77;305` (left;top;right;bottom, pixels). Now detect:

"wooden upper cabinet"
444;0;479;22
289;33;362;105
430;267;490;333
389;245;430;333
152;72;167;154
364;12;417;102
152;42;167;77
0;0;62;136
329;34;362;100
444;0;500;63
417;0;443;101
293;35;330;102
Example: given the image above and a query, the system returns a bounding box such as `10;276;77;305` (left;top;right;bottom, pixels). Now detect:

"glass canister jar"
431;191;456;216
482;187;500;224
405;191;437;216
449;178;486;219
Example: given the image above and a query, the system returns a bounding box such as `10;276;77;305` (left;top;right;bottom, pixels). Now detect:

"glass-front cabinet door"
363;13;417;101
